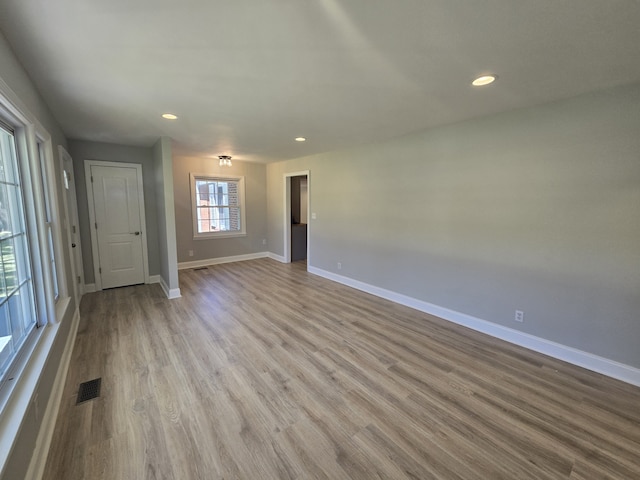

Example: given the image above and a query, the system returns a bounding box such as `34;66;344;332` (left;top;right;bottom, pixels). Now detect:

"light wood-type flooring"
43;259;640;479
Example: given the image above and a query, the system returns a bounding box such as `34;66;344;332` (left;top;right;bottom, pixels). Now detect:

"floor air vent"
76;378;102;405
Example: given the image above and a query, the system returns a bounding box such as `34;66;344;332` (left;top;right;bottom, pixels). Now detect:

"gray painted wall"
0;34;66;150
68;140;161;284
0;31;76;480
267;82;640;369
152;137;179;292
173;155;267;264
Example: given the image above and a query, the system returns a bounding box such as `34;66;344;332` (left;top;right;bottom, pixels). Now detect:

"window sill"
193;232;247;240
54;296;71;324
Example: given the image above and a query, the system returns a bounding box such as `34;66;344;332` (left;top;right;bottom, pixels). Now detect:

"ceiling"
1;1;640;163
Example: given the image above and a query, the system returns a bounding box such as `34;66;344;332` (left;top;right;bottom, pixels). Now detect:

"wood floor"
43;259;640;479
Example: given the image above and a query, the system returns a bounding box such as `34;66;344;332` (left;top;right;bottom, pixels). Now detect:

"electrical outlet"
515;310;524;322
188;250;194;257
311;212;317;220
337;262;342;270
262;238;266;245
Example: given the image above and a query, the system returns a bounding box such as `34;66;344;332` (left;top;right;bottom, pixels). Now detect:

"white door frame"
85;160;150;291
283;170;310;264
58;146;84;304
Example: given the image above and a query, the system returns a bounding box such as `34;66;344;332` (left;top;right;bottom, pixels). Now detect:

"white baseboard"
308;266;640;388
148;275;161;284
84;283;96;293
267;252;287;263
26;307;81;480
178;252;269;270
159;277;181;300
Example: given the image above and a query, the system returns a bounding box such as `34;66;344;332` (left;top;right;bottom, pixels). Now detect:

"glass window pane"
0;303;13;376
18;283;35;332
228;182;238;206
0;132;18;185
7;183;25;236
0;301;9;338
5;286;35;357
229;207;241;231
48;226;58;299
0;243;5;300
197;220;210;233
1;238;17;294
0;182;13;238
14;234;31;286
8;292;24;340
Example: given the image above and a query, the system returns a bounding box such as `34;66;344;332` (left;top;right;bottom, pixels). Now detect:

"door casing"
85;160;150;291
283;170;310;264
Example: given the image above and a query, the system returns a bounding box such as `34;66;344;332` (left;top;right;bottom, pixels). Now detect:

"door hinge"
72;225;76;234
99;267;102;274
91;175;93;183
77;275;81;284
95;222;98;230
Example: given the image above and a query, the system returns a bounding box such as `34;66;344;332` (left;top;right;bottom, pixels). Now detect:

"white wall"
267;82;640;371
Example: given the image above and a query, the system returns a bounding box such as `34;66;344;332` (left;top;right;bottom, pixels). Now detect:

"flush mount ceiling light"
472;74;497;87
295;137;306;142
161;113;178;120
218;155;232;167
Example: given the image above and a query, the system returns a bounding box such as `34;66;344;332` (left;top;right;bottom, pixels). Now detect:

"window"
0;123;39;381
38;142;59;301
191;174;246;238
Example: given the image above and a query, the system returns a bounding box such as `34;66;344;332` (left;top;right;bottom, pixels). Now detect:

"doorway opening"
284;171;310;264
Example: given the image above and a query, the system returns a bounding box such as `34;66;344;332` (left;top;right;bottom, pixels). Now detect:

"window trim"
190;173;247;239
35;129;68;313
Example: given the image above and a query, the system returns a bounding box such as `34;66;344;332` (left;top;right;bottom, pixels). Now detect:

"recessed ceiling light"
162;113;178;120
295;137;306;142
472;75;497;87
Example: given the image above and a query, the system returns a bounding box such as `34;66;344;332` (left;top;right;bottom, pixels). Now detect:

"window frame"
190;173;246;239
0;121;40;382
0;118;44;390
35;130;67;312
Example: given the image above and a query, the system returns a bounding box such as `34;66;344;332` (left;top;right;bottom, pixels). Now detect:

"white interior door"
88;163;146;289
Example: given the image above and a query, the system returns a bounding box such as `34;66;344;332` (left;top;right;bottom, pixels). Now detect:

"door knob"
134;231;140;236
71;243;76;248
